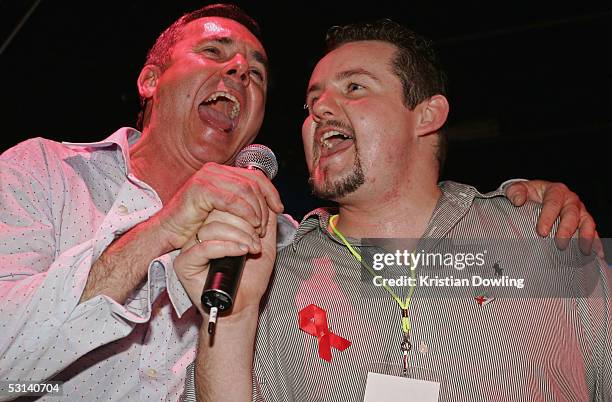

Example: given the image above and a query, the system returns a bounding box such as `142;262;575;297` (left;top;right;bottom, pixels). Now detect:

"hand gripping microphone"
201;144;278;335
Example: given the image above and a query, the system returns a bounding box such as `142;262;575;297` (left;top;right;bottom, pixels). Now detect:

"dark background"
1;1;610;235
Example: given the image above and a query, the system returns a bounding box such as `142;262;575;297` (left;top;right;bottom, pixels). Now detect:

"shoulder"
442;180;549;238
2;137;70;161
1;137;90;172
1;137;79;184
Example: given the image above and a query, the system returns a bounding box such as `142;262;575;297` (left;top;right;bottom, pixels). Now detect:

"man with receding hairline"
0;4;285;401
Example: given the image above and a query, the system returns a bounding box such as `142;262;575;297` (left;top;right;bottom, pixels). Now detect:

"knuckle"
562;205;580;219
233;176;253;194
250;180;263;196
566;193;580;204
546;198;563;210
222;191;239;205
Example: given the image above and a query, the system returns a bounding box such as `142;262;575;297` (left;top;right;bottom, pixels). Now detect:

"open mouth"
198;91;241;132
319;130;354;157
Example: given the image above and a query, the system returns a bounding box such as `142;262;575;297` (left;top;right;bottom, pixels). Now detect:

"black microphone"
201;144;278;335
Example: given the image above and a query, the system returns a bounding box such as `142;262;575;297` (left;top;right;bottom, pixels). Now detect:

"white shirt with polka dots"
0;127;297;401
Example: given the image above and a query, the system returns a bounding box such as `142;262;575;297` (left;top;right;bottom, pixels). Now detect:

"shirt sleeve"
0;141;161;388
178;362;197;402
595;257;612;401
178;361;265;402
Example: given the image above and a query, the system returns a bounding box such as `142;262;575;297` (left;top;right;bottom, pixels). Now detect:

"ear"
137;64;162;100
414;94;449;137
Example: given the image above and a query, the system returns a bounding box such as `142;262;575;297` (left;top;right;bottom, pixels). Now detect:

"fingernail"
239;244;249;252
537;227;547;237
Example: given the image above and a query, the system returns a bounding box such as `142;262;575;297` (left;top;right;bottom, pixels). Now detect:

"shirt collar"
62;127;141;176
291;207;338;250
291;181;499;249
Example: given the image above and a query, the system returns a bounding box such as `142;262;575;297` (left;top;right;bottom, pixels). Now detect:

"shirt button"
146;368;157;378
117;204;129;215
418;341;429;354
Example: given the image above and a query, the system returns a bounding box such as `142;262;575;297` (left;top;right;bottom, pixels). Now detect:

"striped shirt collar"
292;181;506;249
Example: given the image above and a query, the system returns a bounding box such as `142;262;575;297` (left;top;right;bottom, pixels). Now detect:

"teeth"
320;130;352;149
204;91;241;119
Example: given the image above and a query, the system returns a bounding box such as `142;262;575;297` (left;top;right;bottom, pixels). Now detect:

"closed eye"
203;47;221;57
250;68;264;82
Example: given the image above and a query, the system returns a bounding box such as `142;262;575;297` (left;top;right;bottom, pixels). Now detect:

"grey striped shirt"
183;181;611;401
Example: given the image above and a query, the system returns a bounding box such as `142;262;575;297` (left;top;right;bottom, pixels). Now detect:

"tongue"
322;137;353;156
198;104;233;132
327;137;346;148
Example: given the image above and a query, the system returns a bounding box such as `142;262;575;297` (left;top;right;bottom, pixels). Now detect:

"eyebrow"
205;36;269;71
336;68;380;83
306;68;380;98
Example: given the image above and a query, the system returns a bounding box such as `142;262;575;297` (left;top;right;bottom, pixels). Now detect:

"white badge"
363;372;440;402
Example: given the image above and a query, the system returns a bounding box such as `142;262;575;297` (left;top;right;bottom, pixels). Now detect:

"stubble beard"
309;153;365;201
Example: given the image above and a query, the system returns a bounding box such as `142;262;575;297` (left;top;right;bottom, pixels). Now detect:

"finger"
184;239;249;266
175;239;249;283
174;240;249;313
196;165;272;230
205;210;262;247
554;202;581;250
578;235;594;257
505;182;528;206
196;220;261;254
593;231;605;259
242;175;269;237
205;210;259;235
220;169;268;236
260;209;278;250
576;204;596;255
259;200;269;238
537;186;566;237
197;182;263;229
225;166;284;214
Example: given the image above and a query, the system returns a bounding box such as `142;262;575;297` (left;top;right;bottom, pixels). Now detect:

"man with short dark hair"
177;19;610;401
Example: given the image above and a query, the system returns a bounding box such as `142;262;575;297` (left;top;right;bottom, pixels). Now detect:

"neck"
129;129;197;204
332;180;441;239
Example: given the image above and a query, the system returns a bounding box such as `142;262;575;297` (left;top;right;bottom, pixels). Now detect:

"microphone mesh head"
234;144;278;179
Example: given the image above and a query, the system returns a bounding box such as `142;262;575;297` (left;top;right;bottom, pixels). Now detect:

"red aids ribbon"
298;304;351;362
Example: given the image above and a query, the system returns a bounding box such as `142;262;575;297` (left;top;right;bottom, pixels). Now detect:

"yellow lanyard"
329;215;417;334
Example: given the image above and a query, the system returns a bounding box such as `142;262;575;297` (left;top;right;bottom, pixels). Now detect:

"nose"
223;53;250;87
311;90;339;122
